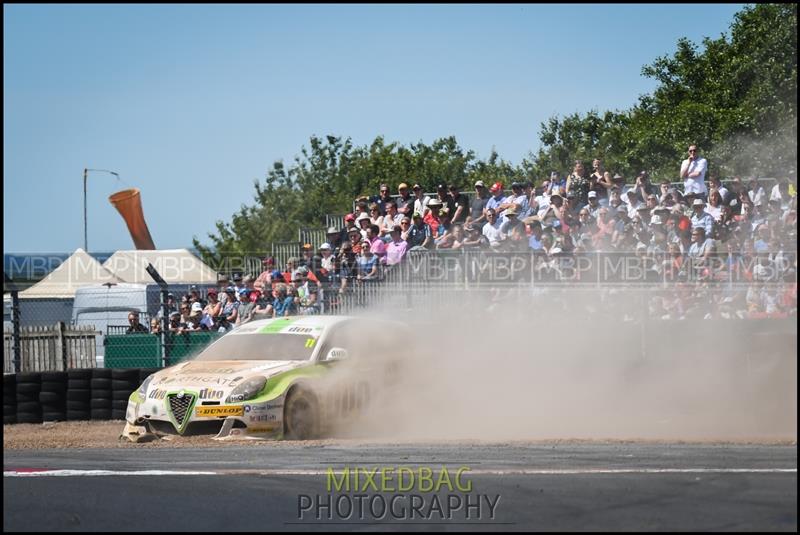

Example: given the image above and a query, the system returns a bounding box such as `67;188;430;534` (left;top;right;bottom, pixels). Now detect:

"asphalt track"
3;442;796;531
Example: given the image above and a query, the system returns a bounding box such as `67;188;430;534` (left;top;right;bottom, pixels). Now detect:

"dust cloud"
337;287;796;442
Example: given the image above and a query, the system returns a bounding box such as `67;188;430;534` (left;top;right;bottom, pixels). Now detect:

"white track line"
4;468;797;477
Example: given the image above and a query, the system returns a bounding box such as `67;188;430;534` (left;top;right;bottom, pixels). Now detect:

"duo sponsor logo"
198;387;225;400
148;389;167;400
195;405;244;417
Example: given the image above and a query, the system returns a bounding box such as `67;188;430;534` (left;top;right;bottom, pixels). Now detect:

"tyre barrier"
66;369;92;421
91;368;113;421
4;374;17;424
5;367;169;424
39;372;68;422
111;369;140;420
16;372;43;424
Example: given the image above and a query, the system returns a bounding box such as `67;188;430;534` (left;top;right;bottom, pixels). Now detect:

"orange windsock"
109;188;156;250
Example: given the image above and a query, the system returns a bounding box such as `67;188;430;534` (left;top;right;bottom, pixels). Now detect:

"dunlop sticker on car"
195;405;244;417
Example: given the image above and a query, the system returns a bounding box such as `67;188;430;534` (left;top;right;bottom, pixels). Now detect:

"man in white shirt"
680;145;708;198
481;208;505;248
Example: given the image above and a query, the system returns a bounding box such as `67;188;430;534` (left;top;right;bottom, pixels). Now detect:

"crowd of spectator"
126;145;796;331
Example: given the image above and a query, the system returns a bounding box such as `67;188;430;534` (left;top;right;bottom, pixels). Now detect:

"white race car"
121;315;406;441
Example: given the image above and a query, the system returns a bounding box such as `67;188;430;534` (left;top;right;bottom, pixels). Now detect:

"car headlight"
226;376;267;403
136;375;154;400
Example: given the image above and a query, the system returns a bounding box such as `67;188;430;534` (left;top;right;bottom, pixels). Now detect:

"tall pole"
83;168;120;253
83;168;88;251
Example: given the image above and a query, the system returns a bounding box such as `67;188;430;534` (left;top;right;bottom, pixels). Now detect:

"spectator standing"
396;183;414;218
566;160;591;206
680;145;708;197
485;182;507;215
435;184;456;216
448;184;470;225
236;289;255;325
203;288;221;327
126;311;148;334
424;199;444;238
254;257;276;293
412;184;431;217
468;180;490;230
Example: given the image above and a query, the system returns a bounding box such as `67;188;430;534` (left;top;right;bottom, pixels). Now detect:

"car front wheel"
283;388;318;440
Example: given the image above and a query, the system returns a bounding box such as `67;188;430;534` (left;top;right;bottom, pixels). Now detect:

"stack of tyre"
66;369;92;421
4;374;16;424
38;372;68;421
90;369;113;420
15;372;42;424
111;369;141;420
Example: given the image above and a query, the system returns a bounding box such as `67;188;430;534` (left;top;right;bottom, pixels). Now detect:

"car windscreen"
194;333;316;361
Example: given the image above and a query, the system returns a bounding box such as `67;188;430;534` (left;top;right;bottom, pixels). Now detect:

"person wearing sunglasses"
680;144;708;200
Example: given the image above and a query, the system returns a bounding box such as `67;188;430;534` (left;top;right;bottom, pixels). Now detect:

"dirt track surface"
4;421;796;450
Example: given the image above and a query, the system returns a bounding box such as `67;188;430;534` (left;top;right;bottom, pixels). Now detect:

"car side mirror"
325;348;349;362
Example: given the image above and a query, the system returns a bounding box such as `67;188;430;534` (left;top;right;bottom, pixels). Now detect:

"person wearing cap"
468;180;490;230
433;183;456;216
485;182;507;218
185;301;211;331
319;242;335;272
168;310;186;334
292;266;321;315
407;212;432;249
396;182;414;217
690;198;714;236
347;227;365;254
234;288;254;325
586;190;601;218
412;183;431;218
680;144;708;198
356;212;372;237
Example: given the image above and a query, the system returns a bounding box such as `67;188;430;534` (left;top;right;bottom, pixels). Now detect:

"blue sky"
4;3;746;254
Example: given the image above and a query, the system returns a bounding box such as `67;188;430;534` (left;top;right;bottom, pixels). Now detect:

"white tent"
19;248;123;299
102;249;218;284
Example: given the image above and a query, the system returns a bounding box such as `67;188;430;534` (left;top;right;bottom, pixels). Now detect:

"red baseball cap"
490;182;503;193
344;213;355;222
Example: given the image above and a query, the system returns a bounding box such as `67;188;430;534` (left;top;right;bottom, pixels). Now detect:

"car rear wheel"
283;388;318;440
